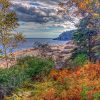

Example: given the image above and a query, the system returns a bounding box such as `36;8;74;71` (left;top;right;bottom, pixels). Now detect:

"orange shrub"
50;62;100;99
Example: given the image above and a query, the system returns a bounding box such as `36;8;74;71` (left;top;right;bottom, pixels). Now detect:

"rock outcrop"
54;30;76;41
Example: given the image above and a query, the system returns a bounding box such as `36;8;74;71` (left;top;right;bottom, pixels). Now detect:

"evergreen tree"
73;16;100;62
59;0;100;62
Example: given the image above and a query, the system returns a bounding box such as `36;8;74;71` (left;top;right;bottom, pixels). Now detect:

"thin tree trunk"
3;46;9;68
88;31;92;62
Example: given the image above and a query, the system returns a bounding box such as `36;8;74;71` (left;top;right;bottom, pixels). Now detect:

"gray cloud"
10;0;74;23
7;0;80;38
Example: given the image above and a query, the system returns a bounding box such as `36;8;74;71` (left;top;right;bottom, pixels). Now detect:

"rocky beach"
0;41;76;68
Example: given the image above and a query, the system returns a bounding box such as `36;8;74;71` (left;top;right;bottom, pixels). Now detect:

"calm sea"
0;38;68;52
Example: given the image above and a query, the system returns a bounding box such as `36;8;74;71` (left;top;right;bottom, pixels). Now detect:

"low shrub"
6;62;100;99
73;53;88;66
0;56;54;95
50;62;100;99
65;53;88;68
17;56;54;78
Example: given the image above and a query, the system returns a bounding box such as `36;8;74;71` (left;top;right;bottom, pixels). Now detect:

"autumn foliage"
49;62;100;99
73;0;100;18
59;0;100;18
5;61;100;100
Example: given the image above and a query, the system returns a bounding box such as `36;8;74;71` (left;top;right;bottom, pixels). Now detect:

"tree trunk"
88;31;92;62
0;85;5;100
3;46;9;68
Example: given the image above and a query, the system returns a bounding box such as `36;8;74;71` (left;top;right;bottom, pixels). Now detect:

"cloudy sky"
10;0;79;38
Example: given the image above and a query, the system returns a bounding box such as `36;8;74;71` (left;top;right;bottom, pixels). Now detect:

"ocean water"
0;38;68;52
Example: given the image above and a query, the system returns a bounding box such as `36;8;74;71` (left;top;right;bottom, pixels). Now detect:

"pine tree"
58;0;100;62
73;16;100;62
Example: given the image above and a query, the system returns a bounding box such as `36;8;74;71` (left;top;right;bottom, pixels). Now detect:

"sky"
10;0;79;38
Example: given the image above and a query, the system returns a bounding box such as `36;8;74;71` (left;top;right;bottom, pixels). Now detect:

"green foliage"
81;86;94;100
0;56;54;95
6;80;55;100
0;54;3;58
5;61;100;99
73;30;88;52
17;56;54;77
27;81;54;95
73;53;88;67
73;16;100;62
0;0;25;67
8;79;69;99
66;53;88;68
93;92;100;100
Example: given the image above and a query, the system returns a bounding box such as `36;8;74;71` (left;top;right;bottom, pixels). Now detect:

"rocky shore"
0;41;76;68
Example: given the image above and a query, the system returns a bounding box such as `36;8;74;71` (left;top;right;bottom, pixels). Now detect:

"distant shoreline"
0;40;76;68
25;37;53;39
0;38;69;54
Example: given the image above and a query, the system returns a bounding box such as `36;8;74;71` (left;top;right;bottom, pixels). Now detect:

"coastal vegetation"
5;62;100;100
0;56;54;98
63;0;99;62
0;0;100;100
0;0;25;67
